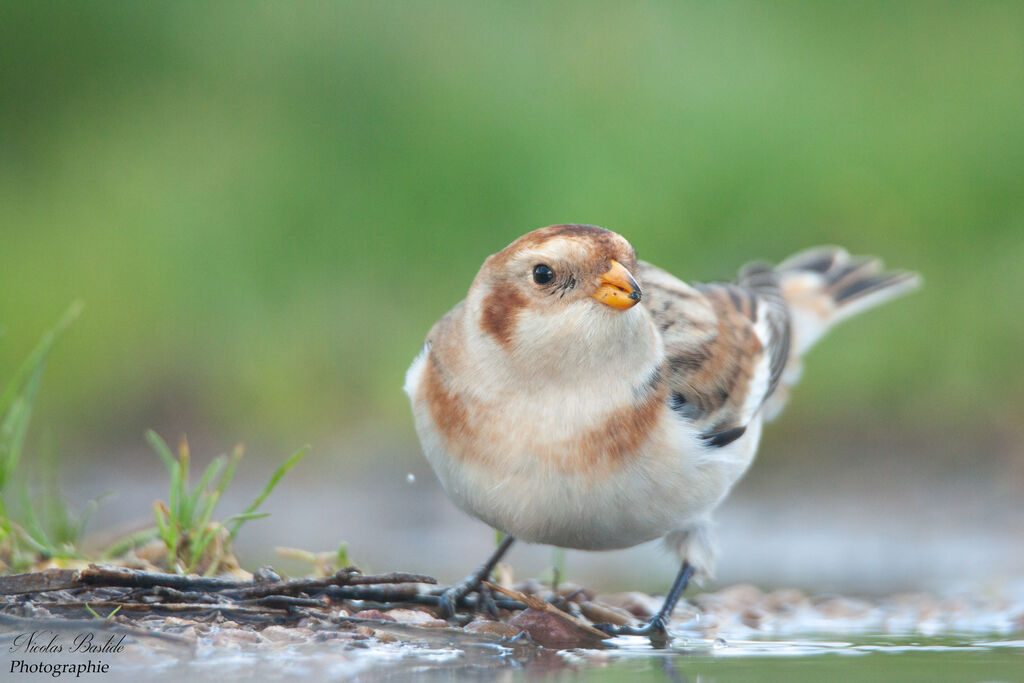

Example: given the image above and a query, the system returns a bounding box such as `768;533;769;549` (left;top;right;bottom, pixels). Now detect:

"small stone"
814;596;873;619
253;566;282;583
261;626;304;643
464;619;526;639
351;609;397;622
764;588;808;613
176;626;199;642
385;609;447;628
513;578;546;595
595;591;658;618
373;629;399;643
509;608;605;649
579;601;633;627
741;606;765;629
556;582;595;602
713;584;765;611
216;627;263;645
313;630;356;642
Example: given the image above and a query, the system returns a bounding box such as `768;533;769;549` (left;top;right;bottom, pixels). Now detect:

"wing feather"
638;261;789;440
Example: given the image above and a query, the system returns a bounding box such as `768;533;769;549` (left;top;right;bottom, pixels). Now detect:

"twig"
252;595;329;609
80;565;247;591
224;569;436;600
324;585;526;611
43;601;296;620
0;564;530;630
346;571;437;586
0;568;81;595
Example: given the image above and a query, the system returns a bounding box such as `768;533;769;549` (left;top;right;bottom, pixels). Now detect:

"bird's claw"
594;615;670;641
435;581;499;620
477;582;499;619
435;585;466;619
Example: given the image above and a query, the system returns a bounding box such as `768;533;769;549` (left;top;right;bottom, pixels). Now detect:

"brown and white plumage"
405;224;919;582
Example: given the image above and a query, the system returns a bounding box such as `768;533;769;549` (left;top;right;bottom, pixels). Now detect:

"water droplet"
713;637;728;649
406;473;416;484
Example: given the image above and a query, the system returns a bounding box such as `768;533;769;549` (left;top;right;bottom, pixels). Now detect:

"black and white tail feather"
755;246;921;421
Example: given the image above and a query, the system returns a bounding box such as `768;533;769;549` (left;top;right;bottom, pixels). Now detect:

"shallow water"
4;584;1022;681
54;630;1020;682
577;636;1024;683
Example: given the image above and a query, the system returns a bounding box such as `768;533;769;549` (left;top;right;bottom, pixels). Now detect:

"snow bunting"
404;224;920;637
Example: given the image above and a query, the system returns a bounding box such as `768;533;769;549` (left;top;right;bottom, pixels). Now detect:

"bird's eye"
532;264;554;285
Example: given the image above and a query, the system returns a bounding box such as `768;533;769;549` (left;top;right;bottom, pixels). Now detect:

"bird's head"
465;225;656;377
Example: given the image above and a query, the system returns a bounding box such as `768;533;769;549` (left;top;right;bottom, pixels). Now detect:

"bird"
404;224;920;638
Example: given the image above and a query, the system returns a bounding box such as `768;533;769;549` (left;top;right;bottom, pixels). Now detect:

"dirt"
2;570;1021;681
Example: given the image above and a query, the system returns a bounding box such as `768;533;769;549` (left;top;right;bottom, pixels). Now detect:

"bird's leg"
594;561;694;641
436;535;515;618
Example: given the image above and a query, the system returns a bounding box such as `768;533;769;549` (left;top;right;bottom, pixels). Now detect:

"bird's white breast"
406;345;762;551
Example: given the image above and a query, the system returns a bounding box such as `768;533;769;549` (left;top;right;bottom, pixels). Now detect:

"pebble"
555;583;595;602
216;628;263;645
814;596;873;619
374;629;399;643
385;609;447;628
351;609;397;622
579;601;633;626
513;579;546;595
763;588;809;613
711;584;765;611
509;608;605;649
261;625;306;643
313;630;356;642
595;591;658;618
253;566;282;583
741;606;766;629
464;619;526;639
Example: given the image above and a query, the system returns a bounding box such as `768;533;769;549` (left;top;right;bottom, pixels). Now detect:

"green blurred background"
1;1;1022;465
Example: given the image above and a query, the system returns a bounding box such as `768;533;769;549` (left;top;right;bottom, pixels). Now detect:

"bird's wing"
637;260;790;445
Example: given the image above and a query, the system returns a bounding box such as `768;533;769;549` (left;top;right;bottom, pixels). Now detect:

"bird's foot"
594;614;671;643
434;535;516;620
435;579;498;620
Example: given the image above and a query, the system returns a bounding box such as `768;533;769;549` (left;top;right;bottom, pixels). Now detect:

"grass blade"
0;301;83;420
145;430;178;477
227;445;307;539
101;526;159;560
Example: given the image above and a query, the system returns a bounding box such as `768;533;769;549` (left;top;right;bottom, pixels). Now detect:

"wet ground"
3;577;1021;681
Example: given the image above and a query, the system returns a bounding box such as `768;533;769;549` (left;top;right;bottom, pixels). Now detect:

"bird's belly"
420;411;739;551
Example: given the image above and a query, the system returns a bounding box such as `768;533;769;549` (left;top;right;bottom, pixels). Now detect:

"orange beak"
591;259;642;310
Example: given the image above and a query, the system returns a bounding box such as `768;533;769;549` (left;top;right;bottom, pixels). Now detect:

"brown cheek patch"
480;287;528;349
